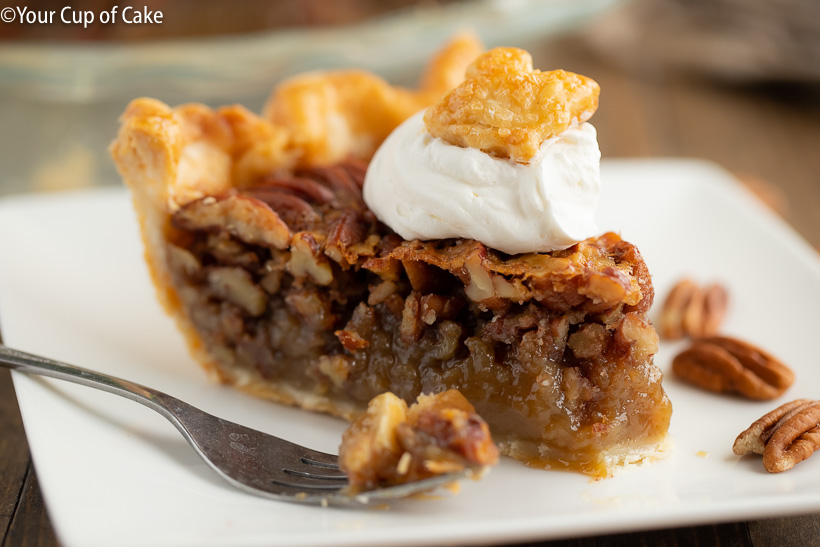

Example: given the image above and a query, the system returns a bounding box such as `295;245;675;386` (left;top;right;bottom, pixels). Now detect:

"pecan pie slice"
112;36;671;478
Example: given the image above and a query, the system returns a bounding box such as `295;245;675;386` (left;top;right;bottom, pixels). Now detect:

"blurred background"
0;0;818;244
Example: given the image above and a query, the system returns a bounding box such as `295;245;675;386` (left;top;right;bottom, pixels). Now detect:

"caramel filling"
167;160;672;476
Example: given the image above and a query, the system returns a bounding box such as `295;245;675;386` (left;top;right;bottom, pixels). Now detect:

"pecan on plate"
672;336;793;400
733;399;820;473
660;279;728;340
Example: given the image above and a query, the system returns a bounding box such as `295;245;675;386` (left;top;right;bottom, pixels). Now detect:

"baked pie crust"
424;47;600;163
111;35;672;478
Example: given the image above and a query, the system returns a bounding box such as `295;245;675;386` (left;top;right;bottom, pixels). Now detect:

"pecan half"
660;279;728;340
256;175;336;205
672;336;793;400
733;399;820;473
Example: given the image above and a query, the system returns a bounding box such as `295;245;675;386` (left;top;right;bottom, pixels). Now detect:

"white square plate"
2;159;819;547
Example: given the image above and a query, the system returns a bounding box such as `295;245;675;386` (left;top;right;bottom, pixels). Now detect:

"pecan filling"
340;390;499;492
166;160;671;476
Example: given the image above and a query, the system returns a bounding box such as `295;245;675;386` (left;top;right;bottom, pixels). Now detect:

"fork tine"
283;469;347;482
270;479;345;491
296;447;339;468
263;466;346;491
288;458;345;477
278;462;347;489
300;457;340;471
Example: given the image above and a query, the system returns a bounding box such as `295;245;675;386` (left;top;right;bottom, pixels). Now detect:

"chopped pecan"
581;267;630;306
462;251;526;307
335;329;369;351
406;391;499;466
206;232;259;268
344;233;381;261
462;251;495;302
173;194;291;250
733;399;820;473
402;260;443;294
386;234;646;313
287;232;333;286
167;244;201;279
595;303;625;327
481;305;539;345
361;256;402;282
614;312;658;362
660;279;728;340
207;266;268;316
339;390;498;492
259;269;283;294
367;280;398;306
419;294;462;325
400;292;424;344
325;211;366;264
382;293;406;318
672;336;793;400
561;366;596;409
568;323;608;359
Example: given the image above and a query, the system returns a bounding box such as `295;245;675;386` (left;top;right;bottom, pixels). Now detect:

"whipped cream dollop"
363;111;601;255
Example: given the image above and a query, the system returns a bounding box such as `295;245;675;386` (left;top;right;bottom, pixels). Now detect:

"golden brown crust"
264;32;483;167
424;47;600;163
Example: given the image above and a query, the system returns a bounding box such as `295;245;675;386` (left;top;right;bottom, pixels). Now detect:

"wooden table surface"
1;35;819;546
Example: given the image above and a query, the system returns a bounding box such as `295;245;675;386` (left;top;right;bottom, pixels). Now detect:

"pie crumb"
339;390;498;493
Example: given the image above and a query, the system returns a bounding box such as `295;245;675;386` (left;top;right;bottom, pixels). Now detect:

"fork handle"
0;345;186;423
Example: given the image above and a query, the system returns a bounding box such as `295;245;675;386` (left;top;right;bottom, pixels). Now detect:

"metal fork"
0;345;467;506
